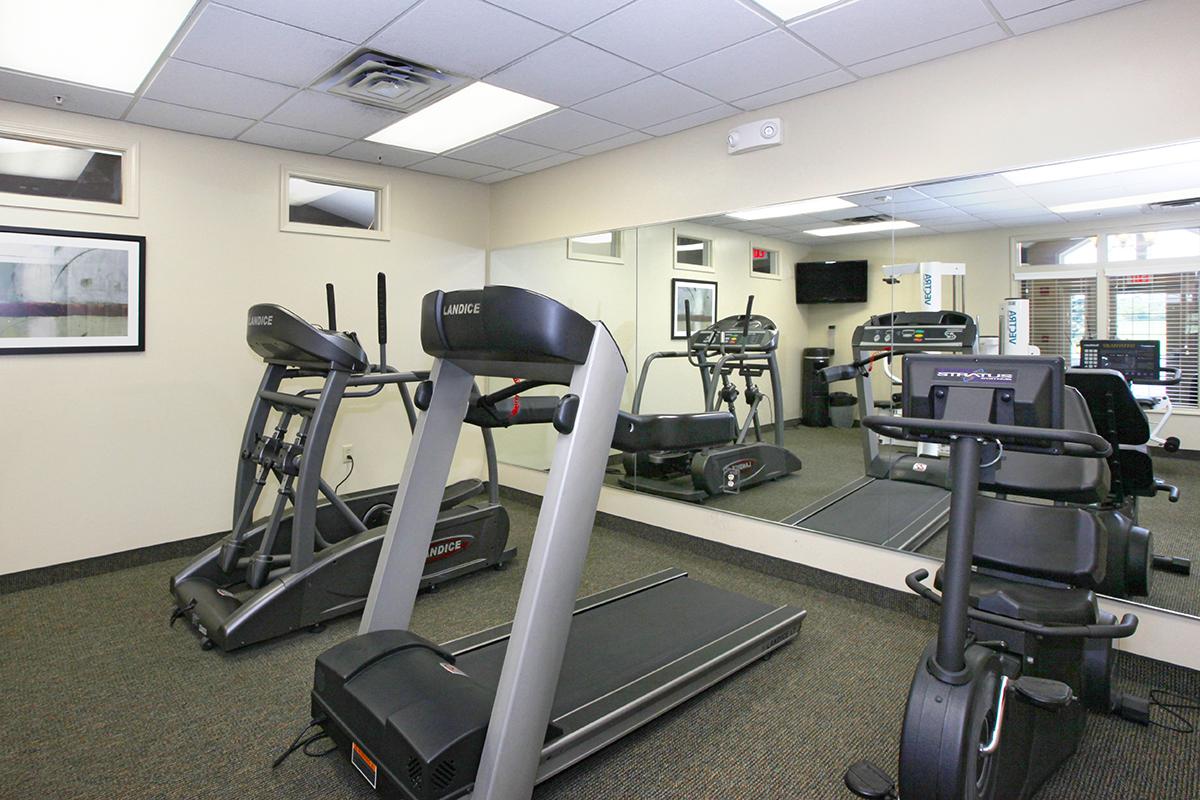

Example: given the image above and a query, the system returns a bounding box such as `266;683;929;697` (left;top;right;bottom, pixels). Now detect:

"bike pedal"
844;760;896;799
1013;676;1073;710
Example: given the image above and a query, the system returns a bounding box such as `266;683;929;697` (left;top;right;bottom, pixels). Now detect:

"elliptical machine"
844;354;1141;800
169;275;514;651
619;296;801;501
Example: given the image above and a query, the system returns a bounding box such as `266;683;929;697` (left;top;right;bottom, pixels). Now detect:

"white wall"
0;100;491;574
489;0;1200;249
633;223;809;423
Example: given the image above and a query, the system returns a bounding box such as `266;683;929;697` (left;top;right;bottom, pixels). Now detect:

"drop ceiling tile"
945;188;1036;207
213;0;418;42
485;0;636;32
331;140;431;168
448;136;560;169
475;169;524;183
237;122;351;154
643;104;739;136
970;211;1064;224
864;199;951;214
575;0;774;71
173;5;354;87
144;59;295;118
842;186;932;205
572;130;652;155
487;38;650;106
574;75;718;130
126;99;252;138
915;174;1017;197
0;69;132;118
899;208;977;223
988;0;1068;15
409;157;497;180
666;30;834;102
517;152;582;172
928;221;997;231
731;68;855;111
852;24;1006;78
1000;0;1138;32
788;0;994;66
504;109;631;150
369;0;559;79
265;91;402;139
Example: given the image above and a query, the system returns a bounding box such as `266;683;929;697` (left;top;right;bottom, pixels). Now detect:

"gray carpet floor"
608;425;1200;617
2;498;1198;799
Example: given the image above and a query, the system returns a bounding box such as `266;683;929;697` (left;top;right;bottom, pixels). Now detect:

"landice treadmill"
304;285;806;800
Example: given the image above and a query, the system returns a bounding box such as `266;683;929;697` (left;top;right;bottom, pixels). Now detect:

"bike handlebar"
861;415;1111;458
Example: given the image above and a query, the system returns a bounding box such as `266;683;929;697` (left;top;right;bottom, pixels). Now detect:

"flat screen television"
795;260;868;303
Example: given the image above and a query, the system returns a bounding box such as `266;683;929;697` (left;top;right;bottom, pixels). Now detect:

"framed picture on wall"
671;278;717;339
0;226;145;355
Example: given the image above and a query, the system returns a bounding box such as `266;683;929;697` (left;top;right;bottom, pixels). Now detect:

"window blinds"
1107;271;1200;408
1018;275;1099;363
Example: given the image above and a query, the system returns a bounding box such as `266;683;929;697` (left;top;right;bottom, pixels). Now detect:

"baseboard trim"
0;531;225;595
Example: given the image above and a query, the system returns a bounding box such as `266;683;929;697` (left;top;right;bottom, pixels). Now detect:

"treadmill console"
852;311;977;351
1079;339;1160;381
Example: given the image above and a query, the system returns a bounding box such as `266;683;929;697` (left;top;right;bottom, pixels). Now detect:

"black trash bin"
828;391;857;428
801;347;833;427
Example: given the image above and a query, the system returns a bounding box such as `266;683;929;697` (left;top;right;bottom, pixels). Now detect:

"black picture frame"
670;278;717;339
0;225;146;355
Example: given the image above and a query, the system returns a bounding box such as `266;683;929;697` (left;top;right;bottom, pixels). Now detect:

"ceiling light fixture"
749;0;845;22
727;196;856;221
1002;141;1200;186
804;220;920;237
1049;187;1200;214
0;0;194;92
367;82;556;154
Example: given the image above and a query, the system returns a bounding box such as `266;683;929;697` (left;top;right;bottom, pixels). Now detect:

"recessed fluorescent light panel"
367;82;556;153
749;0;844;21
1050;188;1200;214
805;220;920;237
727;196;856;221
0;0;195;92
1003;141;1200;186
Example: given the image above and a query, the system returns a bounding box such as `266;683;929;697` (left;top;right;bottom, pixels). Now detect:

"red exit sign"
753;248;769;259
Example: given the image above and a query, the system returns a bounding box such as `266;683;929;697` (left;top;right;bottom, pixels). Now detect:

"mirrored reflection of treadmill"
308;286;805;800
782;311;978;550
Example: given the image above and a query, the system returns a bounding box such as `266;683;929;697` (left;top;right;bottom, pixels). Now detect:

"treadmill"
307;285;805;800
782;311;978;550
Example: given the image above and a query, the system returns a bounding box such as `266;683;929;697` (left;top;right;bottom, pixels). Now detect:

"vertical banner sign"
1001;297;1030;354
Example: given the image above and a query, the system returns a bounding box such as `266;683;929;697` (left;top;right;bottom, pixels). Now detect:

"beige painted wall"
0;100;491;574
489;0;1200;250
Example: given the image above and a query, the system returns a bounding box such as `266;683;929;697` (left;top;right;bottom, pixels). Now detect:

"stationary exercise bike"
844;354;1140;800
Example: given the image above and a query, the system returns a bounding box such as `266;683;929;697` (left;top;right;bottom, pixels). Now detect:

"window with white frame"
567;231;623;263
1014;223;1200;409
750;245;779;278
0;126;137;216
674;232;713;271
281;169;388;239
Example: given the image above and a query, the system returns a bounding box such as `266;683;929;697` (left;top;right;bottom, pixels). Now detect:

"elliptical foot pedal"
844;760;896;799
1114;692;1151;726
1013;676;1073;710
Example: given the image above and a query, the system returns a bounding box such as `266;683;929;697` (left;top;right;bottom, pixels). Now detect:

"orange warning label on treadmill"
351;742;378;788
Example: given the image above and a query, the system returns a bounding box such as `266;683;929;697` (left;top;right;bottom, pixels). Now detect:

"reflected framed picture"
671;278;717;339
0;226;145;355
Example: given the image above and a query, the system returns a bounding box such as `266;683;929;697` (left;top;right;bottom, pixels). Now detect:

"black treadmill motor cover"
246;303;368;371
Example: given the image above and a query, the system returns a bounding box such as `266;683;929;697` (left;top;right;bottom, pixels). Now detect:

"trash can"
828;391;857;428
801;347;834;427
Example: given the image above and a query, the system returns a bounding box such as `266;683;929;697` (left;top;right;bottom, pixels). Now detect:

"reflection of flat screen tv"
795;260;868;303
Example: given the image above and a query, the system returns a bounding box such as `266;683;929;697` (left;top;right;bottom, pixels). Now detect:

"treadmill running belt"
455;577;780;719
800;480;949;549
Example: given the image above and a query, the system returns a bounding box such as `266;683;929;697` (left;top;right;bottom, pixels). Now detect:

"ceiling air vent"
317;51;465;113
1149;197;1200;210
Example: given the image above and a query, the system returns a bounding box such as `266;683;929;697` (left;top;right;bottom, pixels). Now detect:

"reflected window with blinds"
1107;270;1200;408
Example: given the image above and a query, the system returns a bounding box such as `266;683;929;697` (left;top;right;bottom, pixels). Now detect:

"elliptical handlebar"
905;570;1138;639
860;415;1111;458
741;295;754;339
325;283;337;331
377;272;388;347
820;350;892;384
1133;365;1182;386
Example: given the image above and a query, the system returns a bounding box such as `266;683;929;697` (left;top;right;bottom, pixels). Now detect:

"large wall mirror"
488;138;1200;621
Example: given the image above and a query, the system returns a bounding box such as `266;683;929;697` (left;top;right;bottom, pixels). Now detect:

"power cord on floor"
273;716;335;769
334;455;355;494
1148;689;1200;733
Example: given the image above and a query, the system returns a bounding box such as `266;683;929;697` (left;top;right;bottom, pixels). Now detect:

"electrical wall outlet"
342;444;354;464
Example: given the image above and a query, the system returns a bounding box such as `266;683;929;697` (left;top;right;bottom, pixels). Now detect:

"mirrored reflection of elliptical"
619;296;801;502
169;275;514;651
844;354;1143;800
